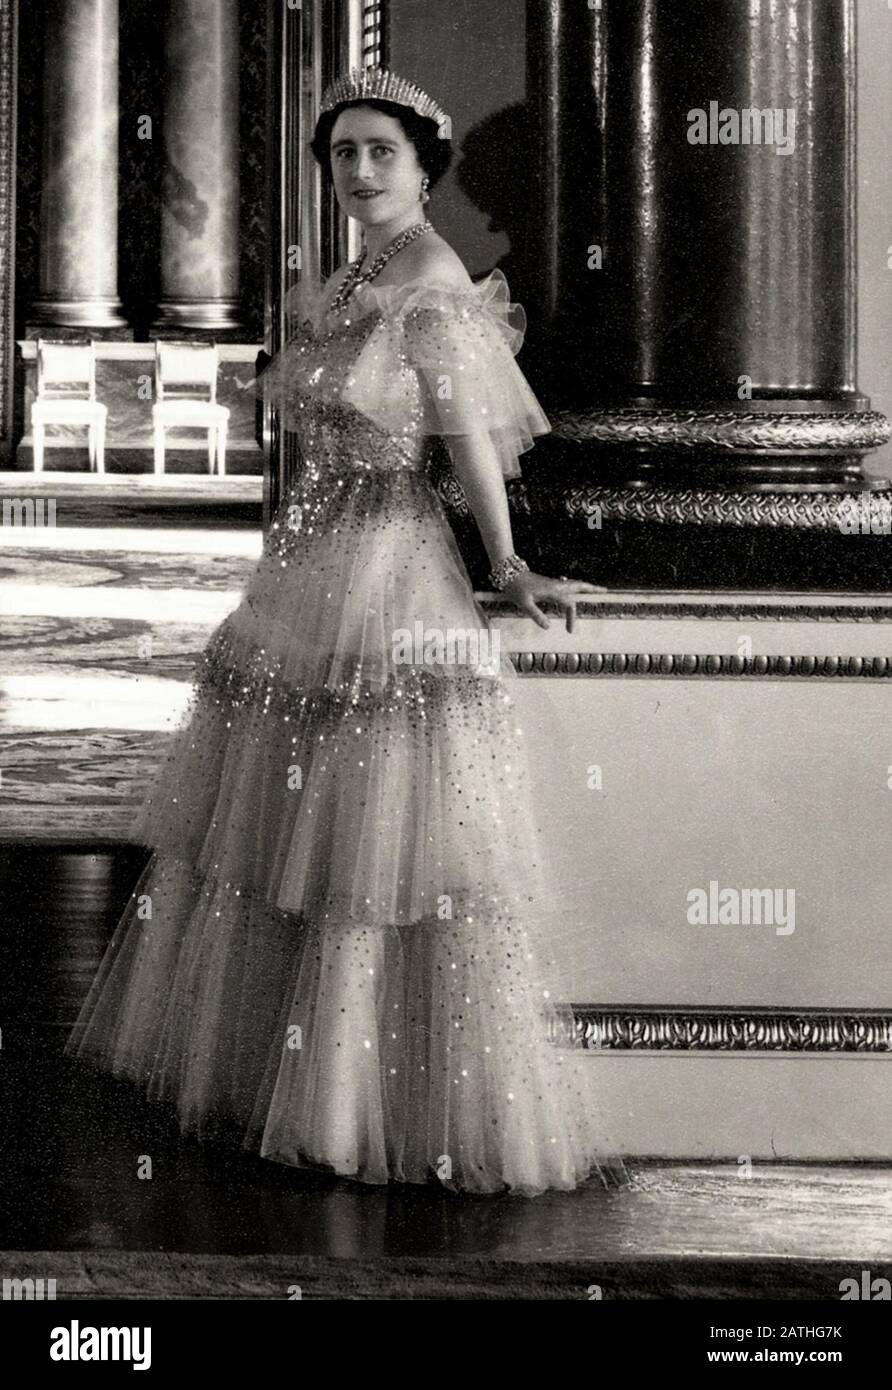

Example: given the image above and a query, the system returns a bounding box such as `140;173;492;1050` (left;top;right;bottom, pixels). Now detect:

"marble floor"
0;471;262;841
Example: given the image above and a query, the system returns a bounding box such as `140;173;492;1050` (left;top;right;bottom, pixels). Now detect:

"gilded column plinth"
30;0;126;329
154;0;243;333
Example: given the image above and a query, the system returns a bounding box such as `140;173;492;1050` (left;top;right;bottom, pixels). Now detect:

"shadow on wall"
451;94;604;405
453;102;543;310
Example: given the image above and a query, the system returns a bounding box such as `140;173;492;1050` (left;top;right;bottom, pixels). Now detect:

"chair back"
155;342;219;403
36;339;97;400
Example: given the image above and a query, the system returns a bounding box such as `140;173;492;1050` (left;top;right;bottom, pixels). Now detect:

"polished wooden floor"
1;845;890;1290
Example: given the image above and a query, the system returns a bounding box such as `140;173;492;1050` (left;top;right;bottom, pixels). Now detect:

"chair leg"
33;421;44;473
87;425;96;472
207;428;216;473
216;420;228;476
95;416;106;475
153;424;165;475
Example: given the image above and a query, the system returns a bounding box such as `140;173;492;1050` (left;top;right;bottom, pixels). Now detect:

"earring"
421;175;430;204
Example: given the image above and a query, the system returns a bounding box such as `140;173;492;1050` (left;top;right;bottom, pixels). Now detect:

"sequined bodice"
284;305;435;477
259;266;549;491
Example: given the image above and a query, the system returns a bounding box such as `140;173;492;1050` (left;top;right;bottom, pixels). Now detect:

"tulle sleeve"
353;268;551;480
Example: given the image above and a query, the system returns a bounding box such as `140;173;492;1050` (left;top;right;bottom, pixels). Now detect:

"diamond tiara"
318;66;449;132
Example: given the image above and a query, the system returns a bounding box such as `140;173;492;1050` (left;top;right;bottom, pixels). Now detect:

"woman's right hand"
501;571;607;633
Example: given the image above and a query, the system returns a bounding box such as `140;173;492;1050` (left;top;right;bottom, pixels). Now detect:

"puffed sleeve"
398;269;551;480
343;268;551;479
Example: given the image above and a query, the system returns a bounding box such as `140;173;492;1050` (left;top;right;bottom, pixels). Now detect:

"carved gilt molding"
509;651;892;679
556;1007;892;1053
556;485;892;530
550;408;892;454
435;468;892;532
485;598;892;623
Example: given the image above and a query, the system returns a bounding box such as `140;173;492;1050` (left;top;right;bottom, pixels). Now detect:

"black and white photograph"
0;0;890;1347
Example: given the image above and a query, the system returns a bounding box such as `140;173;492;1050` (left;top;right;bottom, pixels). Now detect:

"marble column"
516;0;892;590
31;0;126;328
154;0;243;332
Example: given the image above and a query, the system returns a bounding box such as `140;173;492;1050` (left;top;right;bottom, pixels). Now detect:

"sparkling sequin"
63;272;639;1197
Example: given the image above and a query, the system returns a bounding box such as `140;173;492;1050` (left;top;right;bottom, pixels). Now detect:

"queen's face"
329;105;425;228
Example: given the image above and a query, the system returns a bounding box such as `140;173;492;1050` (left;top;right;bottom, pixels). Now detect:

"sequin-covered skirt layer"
65;465;629;1195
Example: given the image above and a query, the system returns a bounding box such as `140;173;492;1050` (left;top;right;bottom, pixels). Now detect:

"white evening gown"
64;268;635;1196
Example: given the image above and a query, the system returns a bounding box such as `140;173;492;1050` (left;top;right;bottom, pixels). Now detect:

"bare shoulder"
379;233;473;291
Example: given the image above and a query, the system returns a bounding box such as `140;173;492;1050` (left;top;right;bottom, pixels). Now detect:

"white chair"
152;341;230;475
31;339;107;474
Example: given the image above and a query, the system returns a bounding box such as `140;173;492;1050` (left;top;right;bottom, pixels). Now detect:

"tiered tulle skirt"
65;463;631;1194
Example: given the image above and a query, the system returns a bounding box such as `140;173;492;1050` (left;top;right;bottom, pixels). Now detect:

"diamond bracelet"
489;554;530;591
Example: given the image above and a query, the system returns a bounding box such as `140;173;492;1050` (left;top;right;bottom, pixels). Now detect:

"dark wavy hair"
310;98;452;190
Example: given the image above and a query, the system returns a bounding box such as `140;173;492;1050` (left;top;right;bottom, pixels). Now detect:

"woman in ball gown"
65;68;639;1197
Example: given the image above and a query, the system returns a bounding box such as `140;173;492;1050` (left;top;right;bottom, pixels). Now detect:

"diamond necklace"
328;219;434;315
